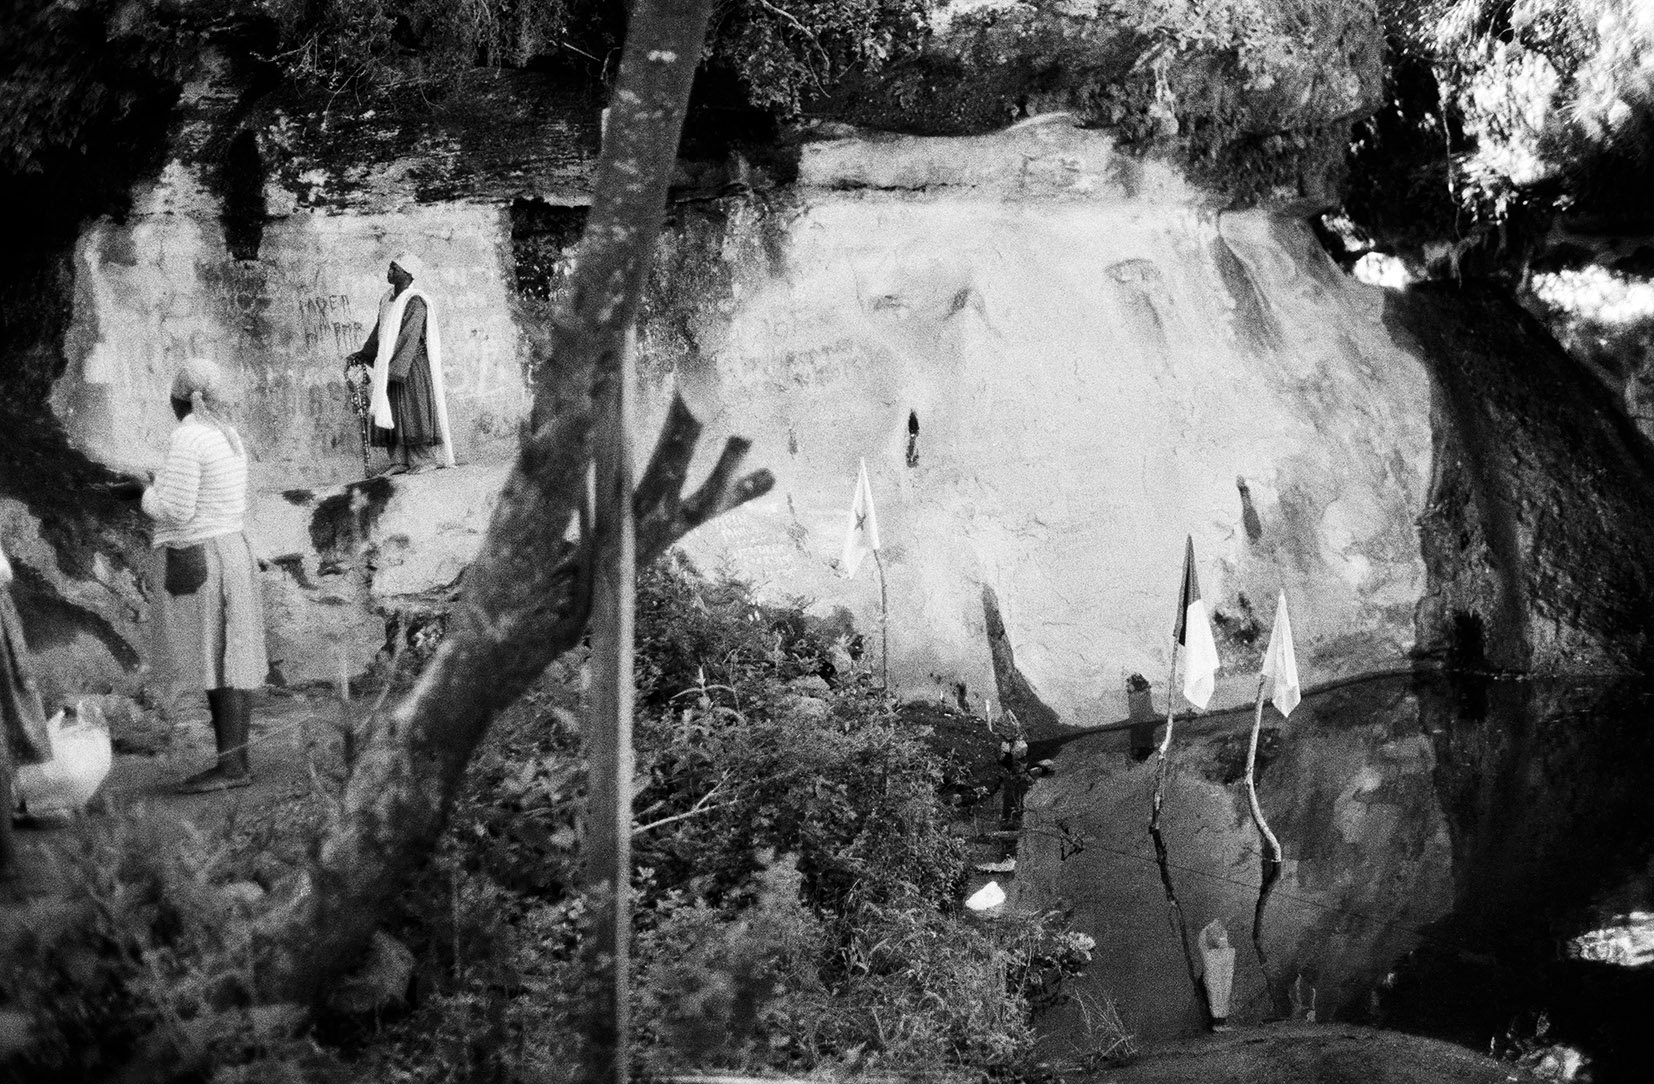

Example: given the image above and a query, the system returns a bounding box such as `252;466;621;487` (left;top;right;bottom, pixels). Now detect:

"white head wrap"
391;252;425;281
170;357;244;457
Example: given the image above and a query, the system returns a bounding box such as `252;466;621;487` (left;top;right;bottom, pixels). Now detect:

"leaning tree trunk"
262;0;754;1003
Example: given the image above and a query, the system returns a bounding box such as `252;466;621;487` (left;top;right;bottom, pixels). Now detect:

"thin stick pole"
1146;635;1203;1012
1151;636;1180;830
1244;677;1282;865
872;548;889;690
585;327;637;1083
1245;675;1285;1014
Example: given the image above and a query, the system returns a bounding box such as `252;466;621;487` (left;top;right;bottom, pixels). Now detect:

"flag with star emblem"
1174;536;1220;710
841;458;880;579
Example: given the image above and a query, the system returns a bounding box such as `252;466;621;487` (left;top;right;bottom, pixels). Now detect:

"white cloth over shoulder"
367;285;455;468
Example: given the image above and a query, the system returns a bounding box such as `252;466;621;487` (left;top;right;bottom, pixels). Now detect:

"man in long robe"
345;253;455;476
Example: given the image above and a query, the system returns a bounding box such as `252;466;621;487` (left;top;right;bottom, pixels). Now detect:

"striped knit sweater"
141;416;248;547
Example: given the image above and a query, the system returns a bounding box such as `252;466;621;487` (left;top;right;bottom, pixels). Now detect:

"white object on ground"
14;701;113;814
965;880;1006;911
1199;918;1236;1018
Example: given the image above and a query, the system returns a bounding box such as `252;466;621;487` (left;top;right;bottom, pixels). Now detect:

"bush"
0;813;337;1082
427;553;1099;1076
2;553;1105;1080
1349;1;1654;258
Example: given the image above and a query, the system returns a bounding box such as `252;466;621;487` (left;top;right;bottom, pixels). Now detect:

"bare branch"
634;391;703;534
632;802;728;836
632;772;732;836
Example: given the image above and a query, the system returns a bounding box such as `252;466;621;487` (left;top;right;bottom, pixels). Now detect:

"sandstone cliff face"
41;110;1434;722
644;118;1432;723
16;18;1653;714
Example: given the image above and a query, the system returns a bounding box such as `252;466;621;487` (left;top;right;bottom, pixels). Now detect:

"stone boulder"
0;421;149;705
252;464;511;687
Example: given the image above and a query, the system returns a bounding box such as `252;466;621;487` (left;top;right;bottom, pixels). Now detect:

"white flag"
840;458;880;579
1260;590;1301;718
1175;537;1220;710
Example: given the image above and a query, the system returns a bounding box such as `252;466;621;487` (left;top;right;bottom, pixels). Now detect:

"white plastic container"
14;701;113;814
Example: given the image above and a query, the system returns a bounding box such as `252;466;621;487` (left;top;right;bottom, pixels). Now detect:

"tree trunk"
265;0;756;1004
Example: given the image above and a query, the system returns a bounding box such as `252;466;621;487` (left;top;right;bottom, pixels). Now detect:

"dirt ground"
2;689;344;907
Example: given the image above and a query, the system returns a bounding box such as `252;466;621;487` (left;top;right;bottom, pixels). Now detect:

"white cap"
391;252;425;280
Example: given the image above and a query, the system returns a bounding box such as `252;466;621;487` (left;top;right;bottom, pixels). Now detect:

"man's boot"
176;688;251;793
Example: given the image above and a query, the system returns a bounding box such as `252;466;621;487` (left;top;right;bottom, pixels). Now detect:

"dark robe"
350;296;442;451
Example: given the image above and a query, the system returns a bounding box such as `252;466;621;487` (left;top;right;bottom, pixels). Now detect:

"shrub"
435;553;1100;1076
0;813;338;1082
2;553;1106;1080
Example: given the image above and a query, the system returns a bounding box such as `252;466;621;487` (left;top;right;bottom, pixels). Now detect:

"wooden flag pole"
1245;673;1285;1014
1147;631;1203;1007
1244;675;1283;867
872;547;890;690
1151;635;1180;830
585;327;637;1083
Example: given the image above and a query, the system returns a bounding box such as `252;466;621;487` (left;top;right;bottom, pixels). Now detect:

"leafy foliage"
0;0;196;179
705;0;935;117
1;556;1105;1079
1348;1;1654;259
396;554;1102;1077
0;813;337;1082
256;0;936;119
255;0;596;93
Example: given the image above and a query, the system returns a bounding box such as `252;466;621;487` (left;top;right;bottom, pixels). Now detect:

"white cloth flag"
1176;537;1220;710
1260;590;1301;717
840;458;880;579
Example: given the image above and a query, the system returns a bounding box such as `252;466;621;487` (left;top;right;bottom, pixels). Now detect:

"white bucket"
13;701;113;814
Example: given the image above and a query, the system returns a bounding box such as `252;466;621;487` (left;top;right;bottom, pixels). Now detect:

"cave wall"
13;6;1654;719
640;119;1433;723
51;200;531;492
41;116;1436;720
1390;285;1654;674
